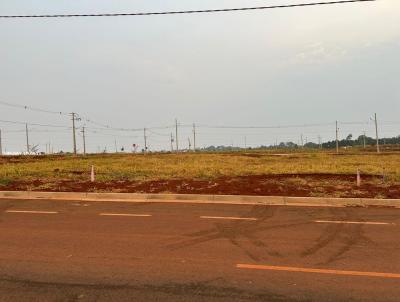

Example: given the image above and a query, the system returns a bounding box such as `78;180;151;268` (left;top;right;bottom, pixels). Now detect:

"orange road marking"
236;264;400;279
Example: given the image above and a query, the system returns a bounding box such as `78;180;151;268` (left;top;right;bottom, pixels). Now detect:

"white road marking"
5;210;58;214
314;220;395;225
99;213;152;217
200;216;258;221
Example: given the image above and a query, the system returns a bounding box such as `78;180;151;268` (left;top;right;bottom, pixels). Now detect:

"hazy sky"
0;0;399;153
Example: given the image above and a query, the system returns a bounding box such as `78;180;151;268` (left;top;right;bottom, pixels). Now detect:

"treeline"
276;134;400;149
201;134;400;151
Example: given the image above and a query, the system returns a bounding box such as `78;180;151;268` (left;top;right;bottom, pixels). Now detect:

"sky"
0;0;399;153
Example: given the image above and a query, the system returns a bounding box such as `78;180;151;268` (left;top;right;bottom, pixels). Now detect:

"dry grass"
1;150;400;183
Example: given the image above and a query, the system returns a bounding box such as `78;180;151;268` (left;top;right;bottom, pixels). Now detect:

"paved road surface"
0;199;399;301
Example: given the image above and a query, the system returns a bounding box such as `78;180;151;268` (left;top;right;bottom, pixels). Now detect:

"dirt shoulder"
1;173;399;199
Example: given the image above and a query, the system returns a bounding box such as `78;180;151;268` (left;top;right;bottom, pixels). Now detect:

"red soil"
2;174;399;199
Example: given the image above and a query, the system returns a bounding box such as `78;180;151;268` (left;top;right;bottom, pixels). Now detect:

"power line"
82;123;174;132
0;118;71;128
147;129;171;137
193;120;378;129
85;129;140;138
0;119;389;132
3;129;70;134
0;101;68;115
0;1;376;19
0;100;174;132
196;122;336;129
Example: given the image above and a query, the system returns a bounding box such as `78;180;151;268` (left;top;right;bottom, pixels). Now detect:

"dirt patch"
1;173;399;199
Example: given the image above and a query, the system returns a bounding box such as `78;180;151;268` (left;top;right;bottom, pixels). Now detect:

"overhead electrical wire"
0;119;71;128
0;101;68;115
85;129;141;138
0;100;174;132
195;122;336;129
2;101;383;134
83;124;175;132
147;129;172;137
0;1;375;19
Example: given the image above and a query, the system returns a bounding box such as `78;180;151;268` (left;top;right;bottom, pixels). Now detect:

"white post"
91;165;95;182
374;113;380;153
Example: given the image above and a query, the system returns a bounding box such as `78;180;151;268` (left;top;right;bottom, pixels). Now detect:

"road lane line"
5;210;58;214
236;264;400;279
99;213;152;217
314;220;395;225
200;216;258;221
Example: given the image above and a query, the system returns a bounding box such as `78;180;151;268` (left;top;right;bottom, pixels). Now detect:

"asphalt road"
0;199;399;302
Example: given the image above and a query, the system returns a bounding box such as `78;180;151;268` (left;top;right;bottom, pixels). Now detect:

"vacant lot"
1;149;400;198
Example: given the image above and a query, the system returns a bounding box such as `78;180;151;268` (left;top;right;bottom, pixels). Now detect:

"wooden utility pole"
175;119;179;152
25;123;29;154
374;113;380;153
170;133;174;152
82;127;86;156
193;123;196;152
188;138;191;151
143;128;147;153
71;113;77;155
0;129;2;155
335;121;339;154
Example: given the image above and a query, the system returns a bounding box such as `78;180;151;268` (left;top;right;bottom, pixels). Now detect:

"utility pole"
25;123;29;154
82;127;86;156
335;121;339;154
300;134;304;148
71;113;77;156
0;129;2;155
188;138;191;151
143;128;147;153
363;131;366;149
170;133;174;152
244;136;247;150
193;123;196;152
175;119;179;152
374;113;380;153
114;138;118;153
318;135;322;149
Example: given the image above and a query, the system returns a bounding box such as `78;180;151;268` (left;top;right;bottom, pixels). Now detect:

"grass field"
1;148;400;198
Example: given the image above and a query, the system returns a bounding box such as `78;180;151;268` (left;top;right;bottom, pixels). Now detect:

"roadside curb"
0;191;399;208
